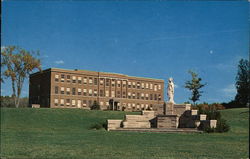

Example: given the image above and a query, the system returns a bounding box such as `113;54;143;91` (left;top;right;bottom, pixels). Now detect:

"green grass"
1;108;249;159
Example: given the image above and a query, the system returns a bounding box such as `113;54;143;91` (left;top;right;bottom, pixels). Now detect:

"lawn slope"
1;108;249;159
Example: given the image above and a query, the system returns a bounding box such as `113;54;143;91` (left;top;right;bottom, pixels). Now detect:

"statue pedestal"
165;102;174;115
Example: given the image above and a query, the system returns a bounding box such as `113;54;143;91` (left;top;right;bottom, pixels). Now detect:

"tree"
1;46;41;108
185;70;206;105
235;59;250;107
91;101;100;110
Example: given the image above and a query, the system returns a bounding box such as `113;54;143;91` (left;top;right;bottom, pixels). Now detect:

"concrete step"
110;128;203;133
123;121;151;128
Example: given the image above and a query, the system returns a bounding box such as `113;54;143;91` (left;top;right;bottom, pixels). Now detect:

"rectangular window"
66;88;70;95
132;92;135;99
117;81;121;87
158;84;161;90
154;85;157;91
94;89;98;96
83;89;87;96
83;100;87;106
72;76;76;83
146;83;149;89
105;90;109;97
150;94;153;100
128;81;131;88
128;103;131;108
150;83;153;90
141;104;144;109
141;93;144;100
158;94;161;100
78;77;82;84
100;90;104;97
122;91;126;98
111;91;115;97
77;100;81;108
154;94;157;100
67;75;71;83
72;100;76;106
55;86;58;94
72;88;76;95
128;92;131;99
60;87;64;94
106;79;110;86
54;99;58;106
137;93;140;99
111;80;115;87
89;77;93;85
145;94;149;100
89;89;92;96
61;74;65;82
117;91;121;98
78;88;82;95
132;82;136;88
122;81;126;87
60;99;64;106
137;82;140;89
94;78;98;85
100;78;104;85
141;83;144;89
66;99;70;106
83;77;87;84
55;74;59;82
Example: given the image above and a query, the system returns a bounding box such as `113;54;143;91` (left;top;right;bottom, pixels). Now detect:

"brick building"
29;68;164;111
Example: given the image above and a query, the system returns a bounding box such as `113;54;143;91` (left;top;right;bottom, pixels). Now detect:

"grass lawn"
0;108;249;159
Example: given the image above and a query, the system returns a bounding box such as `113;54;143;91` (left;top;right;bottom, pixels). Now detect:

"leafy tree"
235;59;250;107
185;70;206;105
91;101;100;110
1;46;41;108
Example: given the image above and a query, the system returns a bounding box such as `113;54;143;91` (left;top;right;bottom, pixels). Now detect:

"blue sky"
1;1;249;104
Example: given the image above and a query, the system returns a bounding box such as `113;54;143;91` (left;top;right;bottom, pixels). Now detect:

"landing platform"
110;128;203;133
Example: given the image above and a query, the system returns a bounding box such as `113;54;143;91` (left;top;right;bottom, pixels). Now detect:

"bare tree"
1;46;41;108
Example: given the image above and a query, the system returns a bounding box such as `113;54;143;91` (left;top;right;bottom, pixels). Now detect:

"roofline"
31;67;165;81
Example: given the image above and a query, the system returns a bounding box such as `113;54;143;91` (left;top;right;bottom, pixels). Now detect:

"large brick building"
29;68;164;111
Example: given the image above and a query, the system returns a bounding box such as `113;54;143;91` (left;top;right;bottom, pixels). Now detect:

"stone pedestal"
156;115;179;128
165;102;174;115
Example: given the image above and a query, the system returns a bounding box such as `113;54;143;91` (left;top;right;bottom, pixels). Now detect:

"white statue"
167;77;175;103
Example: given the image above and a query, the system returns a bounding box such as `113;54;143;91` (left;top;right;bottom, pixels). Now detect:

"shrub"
91;101;100;110
197;103;230;133
216;119;230;133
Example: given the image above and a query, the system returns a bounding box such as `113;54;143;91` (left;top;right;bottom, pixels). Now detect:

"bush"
197;103;230;133
216;119;230;133
91;101;100;110
89;122;107;130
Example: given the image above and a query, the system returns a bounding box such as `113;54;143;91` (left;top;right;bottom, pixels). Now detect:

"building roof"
30;67;165;82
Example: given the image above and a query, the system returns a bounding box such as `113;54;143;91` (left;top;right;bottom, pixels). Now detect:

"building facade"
29;68;164;111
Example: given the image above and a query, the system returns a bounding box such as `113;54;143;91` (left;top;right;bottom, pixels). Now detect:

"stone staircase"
107;104;217;132
123;111;155;128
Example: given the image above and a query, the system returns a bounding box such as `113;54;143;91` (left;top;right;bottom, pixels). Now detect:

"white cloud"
209;50;213;54
220;84;236;98
55;60;64;64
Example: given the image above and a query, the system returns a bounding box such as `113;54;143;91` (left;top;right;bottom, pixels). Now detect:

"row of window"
54;74;162;91
54;98;153;109
54;86;161;101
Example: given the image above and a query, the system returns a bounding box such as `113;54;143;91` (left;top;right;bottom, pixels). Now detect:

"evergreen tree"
185;70;206;105
235;59;250;107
